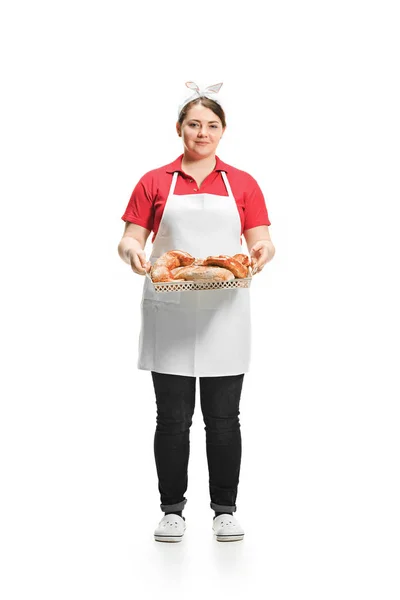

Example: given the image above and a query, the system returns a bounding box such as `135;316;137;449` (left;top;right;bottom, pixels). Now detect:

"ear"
176;122;181;137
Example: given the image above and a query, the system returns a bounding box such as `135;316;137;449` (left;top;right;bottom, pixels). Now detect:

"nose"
198;125;208;137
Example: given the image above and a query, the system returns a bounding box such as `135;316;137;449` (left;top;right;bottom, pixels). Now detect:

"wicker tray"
147;267;253;293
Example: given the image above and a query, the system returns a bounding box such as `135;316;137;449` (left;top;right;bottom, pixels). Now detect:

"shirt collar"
165;154;229;175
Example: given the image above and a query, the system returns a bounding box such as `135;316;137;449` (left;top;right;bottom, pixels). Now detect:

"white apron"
137;169;251;377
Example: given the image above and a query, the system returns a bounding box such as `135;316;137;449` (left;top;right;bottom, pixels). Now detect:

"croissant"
151;250;195;282
233;253;251;267
203;256;248;279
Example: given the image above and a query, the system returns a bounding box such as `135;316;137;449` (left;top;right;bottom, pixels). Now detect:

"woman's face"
177;103;225;160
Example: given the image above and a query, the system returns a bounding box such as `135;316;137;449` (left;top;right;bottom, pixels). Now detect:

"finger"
130;255;146;275
137;253;147;267
138;254;152;274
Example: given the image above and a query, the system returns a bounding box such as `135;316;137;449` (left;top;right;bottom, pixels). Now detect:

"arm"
118;222;152;275
243;225;275;274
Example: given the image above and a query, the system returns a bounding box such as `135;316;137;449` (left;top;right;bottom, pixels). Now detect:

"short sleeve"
243;175;271;230
121;174;155;231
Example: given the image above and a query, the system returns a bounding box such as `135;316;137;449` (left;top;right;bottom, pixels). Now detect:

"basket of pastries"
146;250;254;293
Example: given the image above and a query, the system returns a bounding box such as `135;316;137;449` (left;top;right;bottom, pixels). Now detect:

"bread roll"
170;266;235;281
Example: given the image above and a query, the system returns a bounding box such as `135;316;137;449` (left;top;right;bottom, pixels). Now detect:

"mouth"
195;142;209;145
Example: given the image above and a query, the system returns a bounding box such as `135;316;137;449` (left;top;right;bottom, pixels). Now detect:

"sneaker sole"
154;534;184;543
215;533;244;542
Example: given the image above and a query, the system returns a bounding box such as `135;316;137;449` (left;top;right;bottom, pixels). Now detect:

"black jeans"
151;371;244;514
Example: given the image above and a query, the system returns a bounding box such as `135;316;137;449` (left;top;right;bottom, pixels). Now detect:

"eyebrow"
189;119;220;124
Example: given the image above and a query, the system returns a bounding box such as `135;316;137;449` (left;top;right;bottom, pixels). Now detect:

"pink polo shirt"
121;154;271;244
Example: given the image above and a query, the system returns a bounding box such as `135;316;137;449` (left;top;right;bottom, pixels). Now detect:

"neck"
181;152;216;171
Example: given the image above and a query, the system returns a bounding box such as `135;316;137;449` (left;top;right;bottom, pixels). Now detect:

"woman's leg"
199;374;244;514
151;371;196;514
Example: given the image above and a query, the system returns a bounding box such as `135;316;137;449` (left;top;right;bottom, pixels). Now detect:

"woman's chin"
191;145;214;157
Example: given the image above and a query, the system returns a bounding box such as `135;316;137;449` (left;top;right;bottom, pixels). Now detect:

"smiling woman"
119;82;274;370
176;101;226;182
118;81;275;541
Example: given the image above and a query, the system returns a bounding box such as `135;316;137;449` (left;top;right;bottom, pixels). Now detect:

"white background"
1;0;399;598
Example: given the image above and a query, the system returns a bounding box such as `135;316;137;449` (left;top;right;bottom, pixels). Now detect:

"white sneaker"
154;514;186;543
212;514;245;542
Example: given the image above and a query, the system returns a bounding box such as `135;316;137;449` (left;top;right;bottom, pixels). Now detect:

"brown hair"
177;97;226;128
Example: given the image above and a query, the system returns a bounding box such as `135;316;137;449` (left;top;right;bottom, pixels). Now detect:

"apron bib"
137;170;251;377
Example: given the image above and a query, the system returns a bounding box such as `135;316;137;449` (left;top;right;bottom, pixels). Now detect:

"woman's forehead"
185;104;221;122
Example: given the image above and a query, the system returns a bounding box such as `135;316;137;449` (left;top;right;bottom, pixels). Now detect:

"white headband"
178;81;223;117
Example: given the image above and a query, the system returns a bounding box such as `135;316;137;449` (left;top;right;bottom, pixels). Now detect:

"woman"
118;82;275;543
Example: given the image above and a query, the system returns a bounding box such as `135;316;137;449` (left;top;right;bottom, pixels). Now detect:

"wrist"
118;237;143;264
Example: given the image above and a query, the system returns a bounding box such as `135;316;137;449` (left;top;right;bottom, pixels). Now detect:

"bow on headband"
185;81;223;95
178;81;223;115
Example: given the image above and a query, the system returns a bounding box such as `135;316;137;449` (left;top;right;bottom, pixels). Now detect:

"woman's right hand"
128;249;151;276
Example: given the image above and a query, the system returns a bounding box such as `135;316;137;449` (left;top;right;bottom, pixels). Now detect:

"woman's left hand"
250;241;275;274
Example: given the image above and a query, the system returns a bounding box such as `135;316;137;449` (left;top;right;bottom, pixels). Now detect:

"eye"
189;123;199;127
